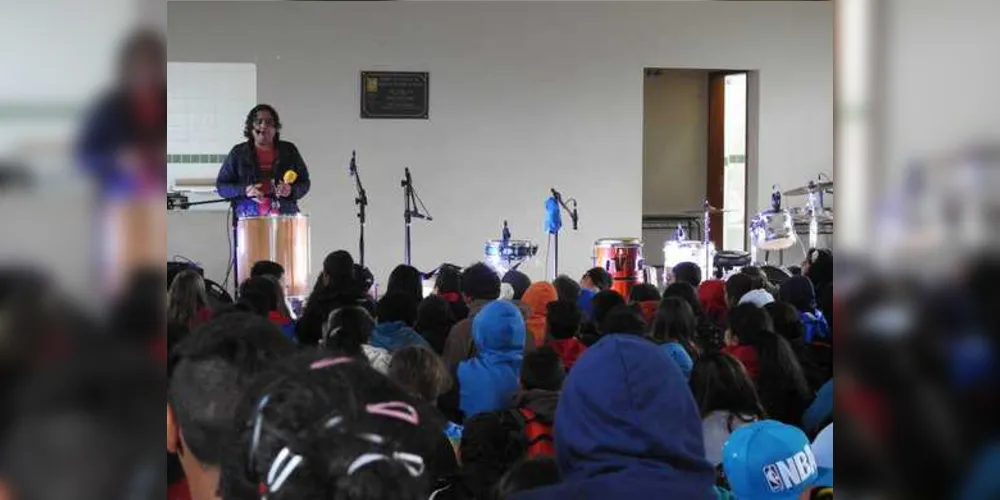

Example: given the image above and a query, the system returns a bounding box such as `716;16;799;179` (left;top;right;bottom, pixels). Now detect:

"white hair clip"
346;451;425;477
266;447;304;494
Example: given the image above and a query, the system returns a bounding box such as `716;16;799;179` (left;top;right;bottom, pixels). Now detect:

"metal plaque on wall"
360;71;429;119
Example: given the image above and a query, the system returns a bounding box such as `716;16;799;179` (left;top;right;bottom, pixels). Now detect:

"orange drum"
236;215;311;298
593;238;645;298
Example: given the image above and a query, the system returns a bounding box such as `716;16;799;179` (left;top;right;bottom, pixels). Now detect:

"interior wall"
166;0;833;287
642;70;709;216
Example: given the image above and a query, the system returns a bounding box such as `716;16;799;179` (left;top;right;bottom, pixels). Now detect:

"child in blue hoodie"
457;300;526;419
371;291;430;353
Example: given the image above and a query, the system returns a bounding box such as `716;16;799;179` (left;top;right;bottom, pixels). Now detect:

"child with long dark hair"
649;297;699;380
723;304;813;427
689;352;766;466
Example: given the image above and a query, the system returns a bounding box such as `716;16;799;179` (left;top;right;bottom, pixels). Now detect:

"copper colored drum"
593;238;645;298
236;215;310;298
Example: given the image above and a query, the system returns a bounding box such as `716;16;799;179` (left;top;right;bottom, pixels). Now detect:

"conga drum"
593;238;645;298
236;215;310;299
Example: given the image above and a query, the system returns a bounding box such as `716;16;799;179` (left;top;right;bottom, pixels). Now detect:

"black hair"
219;351;444;500
520;346;565;391
387;345;453;402
322;306;376;356
377;291;419;327
502;270;532;301
689;352;766;420
599;304;646;336
551;275;581;303
434;264;462;295
387;265;424;303
727;303;775;346
545;300;582;340
672;262;703;288
414;295;456;354
355;264;375;294
583;267;612;291
650;296;698;357
461;263;501;301
725;304;811;424
804;248;833;288
662;282;705;318
591;290;626;328
296;289;374;347
323;250;356;282
779;276;819;313
458;412;527;500
239;276;281;312
168;269;208;327
495;457;560;500
764;301;805;342
725;273;755;306
251;260;285;280
629;283;661;303
167;313;294;466
109;267;166;346
740;266;769;290
243;103;282;142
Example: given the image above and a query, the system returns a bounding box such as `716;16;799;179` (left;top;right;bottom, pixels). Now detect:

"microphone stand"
550;188;579;278
349;151;368;268
171;196;248;293
402;167;432;266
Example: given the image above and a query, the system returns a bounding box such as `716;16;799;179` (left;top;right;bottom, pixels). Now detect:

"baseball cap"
722;420;832;499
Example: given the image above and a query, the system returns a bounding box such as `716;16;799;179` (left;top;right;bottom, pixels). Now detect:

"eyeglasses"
253;118;276;127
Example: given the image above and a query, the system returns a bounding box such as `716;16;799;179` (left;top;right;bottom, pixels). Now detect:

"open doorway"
642;68;750;275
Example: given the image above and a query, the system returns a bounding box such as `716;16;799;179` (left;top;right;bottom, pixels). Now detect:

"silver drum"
751;209;797;251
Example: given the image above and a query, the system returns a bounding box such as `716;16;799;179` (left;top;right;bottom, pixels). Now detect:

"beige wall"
642;70;709;216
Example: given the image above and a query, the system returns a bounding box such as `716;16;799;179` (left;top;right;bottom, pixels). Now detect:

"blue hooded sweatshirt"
458;301;526;418
370;321;430;353
513;334;715;500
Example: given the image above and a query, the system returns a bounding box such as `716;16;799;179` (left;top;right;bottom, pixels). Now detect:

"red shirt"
548;338;588;372
256;146;276;214
723;344;760;380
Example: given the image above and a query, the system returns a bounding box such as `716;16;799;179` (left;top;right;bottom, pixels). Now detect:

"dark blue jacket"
215;140;311;217
370;321;430;353
514;334;715;500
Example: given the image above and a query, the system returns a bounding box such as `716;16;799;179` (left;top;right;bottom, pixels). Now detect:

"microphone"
550;188;562;202
770;185;782;211
283;170;298;185
502;220;511;246
349;150;357;176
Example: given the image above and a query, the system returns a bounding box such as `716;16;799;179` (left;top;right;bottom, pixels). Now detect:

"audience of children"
166;250;834;500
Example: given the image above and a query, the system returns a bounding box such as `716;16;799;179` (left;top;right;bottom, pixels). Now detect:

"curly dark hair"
220;350;445;500
243;104;282;142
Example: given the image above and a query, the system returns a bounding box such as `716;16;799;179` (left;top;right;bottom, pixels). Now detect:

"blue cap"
722;420;831;500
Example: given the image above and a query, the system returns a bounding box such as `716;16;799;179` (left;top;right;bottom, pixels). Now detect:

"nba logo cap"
722;420;833;499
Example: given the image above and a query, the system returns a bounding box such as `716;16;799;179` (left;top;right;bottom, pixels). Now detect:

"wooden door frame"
707;70;749;250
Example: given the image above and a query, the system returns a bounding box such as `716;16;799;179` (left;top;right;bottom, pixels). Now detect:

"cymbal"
681;205;733;216
783;181;833;196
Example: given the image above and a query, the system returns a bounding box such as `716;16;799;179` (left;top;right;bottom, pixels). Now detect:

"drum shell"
663;240;717;270
593;238;644;297
752;210;797;251
236;215;311;298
